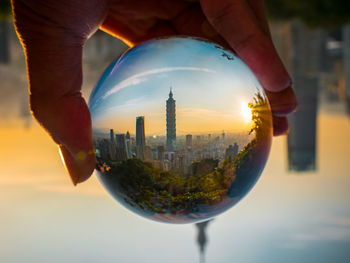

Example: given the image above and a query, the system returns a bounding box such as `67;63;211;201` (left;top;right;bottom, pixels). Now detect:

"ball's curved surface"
89;37;272;224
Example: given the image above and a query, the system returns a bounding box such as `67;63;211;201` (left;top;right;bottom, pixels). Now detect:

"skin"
11;0;297;185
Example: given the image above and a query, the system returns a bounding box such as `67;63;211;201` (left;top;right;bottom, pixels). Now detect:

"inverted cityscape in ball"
89;36;272;224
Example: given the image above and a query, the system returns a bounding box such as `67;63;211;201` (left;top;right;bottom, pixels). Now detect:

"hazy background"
0;1;350;263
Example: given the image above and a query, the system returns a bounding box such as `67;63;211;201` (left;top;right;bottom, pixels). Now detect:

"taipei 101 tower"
166;88;176;151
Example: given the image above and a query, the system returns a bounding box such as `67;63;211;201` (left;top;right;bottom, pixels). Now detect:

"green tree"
265;0;350;28
225;92;271;197
96;93;272;220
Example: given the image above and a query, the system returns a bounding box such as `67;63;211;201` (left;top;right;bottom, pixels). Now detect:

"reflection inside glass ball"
89;36;272;224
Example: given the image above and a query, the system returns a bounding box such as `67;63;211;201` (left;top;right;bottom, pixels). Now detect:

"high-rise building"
287;21;319;172
343;25;350;117
125;131;132;158
157;145;165;161
166;88;176;151
195;220;212;263
144;146;153;160
176;154;185;174
110;129;115;144
186;134;192;149
96;138;111;160
221;130;226;141
136;116;146;160
196;135;201;145
109;129;117;160
115;134;128;161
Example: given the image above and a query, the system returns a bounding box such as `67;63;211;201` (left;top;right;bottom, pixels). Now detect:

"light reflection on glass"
89;37;272;223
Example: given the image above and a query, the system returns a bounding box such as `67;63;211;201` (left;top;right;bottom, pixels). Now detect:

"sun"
241;102;252;123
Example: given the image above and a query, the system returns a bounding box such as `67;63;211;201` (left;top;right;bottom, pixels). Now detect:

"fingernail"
281;127;290;136
273;127;289;136
58;145;95;185
265;85;298;117
293;103;299;113
272;116;289;136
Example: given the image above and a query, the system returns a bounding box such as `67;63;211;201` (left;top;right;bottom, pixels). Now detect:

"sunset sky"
0;110;349;263
1;23;350;263
89;37;262;135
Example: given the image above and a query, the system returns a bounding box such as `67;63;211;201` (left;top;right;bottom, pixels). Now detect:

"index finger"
200;0;291;93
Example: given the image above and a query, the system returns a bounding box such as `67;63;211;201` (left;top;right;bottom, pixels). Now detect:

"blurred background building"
267;0;350;172
0;1;350;262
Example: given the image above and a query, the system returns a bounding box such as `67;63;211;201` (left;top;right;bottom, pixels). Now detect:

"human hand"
12;0;296;185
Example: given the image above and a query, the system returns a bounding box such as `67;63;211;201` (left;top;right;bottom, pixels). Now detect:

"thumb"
25;44;95;185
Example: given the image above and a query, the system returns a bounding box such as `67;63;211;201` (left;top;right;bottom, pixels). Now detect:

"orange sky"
96;101;255;135
0;110;349;192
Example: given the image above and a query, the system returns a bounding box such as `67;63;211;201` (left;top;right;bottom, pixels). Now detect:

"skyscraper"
221;130;226;141
110;129;115;144
125;131;132;158
136;116;146;160
186;134;193;149
343;25;350;117
157;145;165;162
287;21;319;172
166;88;176;151
115;134;128;161
109;129;117;160
195;220;212;263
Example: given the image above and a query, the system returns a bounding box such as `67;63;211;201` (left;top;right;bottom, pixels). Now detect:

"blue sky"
89;37;264;135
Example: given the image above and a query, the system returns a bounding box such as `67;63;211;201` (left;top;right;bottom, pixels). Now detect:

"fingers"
272;116;289;136
265;86;297;117
171;4;228;47
246;0;271;37
102;0;296;138
101;0;189;45
11;0;109;184
25;44;95;185
265;86;297;136
200;0;297;136
102;16;176;45
200;0;292;93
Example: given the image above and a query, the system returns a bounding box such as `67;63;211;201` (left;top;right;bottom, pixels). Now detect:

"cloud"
105;97;144;113
322;216;350;227
291;227;350;242
102;67;216;100
283;216;350;250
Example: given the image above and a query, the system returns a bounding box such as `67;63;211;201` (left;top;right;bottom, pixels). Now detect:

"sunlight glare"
241;102;252;122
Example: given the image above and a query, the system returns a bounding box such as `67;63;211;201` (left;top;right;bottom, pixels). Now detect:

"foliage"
225;92;271;197
97;93;271;218
265;0;350;28
248;92;268;136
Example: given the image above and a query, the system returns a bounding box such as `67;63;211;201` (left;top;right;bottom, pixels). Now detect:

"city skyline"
91;86;255;136
2;19;350;263
93;89;254;162
92;85;271;224
90;37;259;135
94;89;249;172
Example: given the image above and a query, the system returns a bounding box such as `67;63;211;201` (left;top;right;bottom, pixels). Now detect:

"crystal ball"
89;36;272;224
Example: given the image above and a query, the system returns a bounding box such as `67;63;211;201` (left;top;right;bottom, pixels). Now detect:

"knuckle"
29;95;54;122
29;95;63;144
210;2;236;32
233;33;258;52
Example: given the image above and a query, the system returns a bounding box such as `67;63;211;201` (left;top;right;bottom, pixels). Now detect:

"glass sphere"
89;36;272;224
